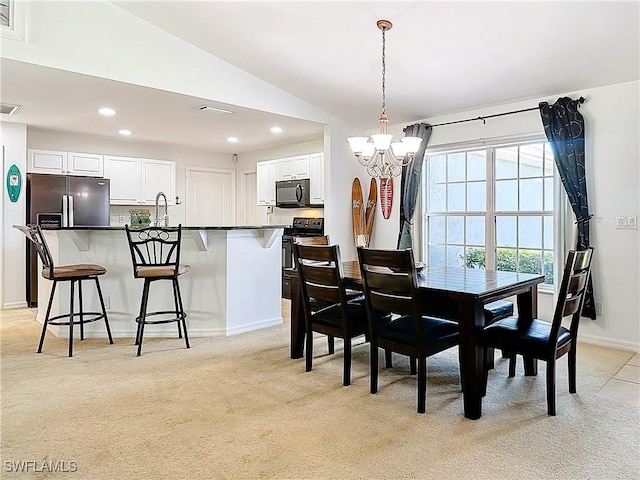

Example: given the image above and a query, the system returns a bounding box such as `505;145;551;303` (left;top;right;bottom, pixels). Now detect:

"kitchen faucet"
154;192;169;227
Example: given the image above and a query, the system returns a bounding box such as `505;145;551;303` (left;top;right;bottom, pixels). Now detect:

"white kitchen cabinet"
256;159;279;205
67;152;104;176
279;154;310;180
104;156;141;204
104;155;175;205
309;152;324;205
141;159;176;204
28;149;104;177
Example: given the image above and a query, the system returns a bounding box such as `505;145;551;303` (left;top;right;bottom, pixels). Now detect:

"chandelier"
347;20;423;179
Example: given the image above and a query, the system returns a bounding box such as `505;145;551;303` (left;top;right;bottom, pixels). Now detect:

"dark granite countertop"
25;225;287;231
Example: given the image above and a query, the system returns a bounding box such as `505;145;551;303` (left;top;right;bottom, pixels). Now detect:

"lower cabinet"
104;155;176;205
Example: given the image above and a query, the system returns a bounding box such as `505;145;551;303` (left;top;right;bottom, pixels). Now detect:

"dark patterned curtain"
397;123;432;250
539;96;595;319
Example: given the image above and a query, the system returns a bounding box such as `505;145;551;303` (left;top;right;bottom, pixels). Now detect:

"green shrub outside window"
462;248;554;284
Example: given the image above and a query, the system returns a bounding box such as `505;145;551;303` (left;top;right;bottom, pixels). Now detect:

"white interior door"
186;167;236;225
239;170;266;226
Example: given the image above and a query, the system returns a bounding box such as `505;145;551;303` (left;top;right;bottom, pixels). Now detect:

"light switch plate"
616;216;638;230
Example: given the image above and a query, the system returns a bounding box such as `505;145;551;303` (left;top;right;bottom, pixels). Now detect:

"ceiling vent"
1;103;22;115
198;105;233;114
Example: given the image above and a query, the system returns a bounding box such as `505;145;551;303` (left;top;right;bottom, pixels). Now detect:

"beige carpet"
1;307;638;479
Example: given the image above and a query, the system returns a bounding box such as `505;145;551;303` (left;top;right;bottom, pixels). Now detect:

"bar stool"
125;224;190;356
16;225;113;357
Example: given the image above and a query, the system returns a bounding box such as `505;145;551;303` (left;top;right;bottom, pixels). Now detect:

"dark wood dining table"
286;261;545;420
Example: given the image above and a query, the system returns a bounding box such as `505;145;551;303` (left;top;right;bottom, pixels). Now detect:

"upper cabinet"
279;155;310;180
309;152;324;205
256;152;325;206
28;149;104;177
141;159;176;204
104;155;176;205
256;159;279;206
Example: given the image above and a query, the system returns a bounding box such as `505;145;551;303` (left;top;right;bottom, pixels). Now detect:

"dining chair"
293;235;366;355
483;247;594;415
15;224;113;357
293;242;374;386
125;224;191;356
357;247;460;413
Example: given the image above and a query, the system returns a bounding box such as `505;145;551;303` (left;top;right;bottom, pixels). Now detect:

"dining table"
286;261;545;420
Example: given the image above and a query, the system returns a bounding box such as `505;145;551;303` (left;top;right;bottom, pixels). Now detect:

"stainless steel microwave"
276;179;311;208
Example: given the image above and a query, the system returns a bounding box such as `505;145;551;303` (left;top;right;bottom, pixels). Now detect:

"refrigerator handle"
62;195;68;227
68;195;74;227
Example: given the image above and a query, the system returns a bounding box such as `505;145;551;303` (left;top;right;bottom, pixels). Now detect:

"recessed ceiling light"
270;126;283;134
98;107;116;117
118;129;132;136
1;103;21;115
227;137;239;143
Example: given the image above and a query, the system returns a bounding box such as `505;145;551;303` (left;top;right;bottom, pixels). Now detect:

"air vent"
1;103;21;115
198;105;233;114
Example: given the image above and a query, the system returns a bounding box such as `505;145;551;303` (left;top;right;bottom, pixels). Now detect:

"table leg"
290;274;305;359
458;302;485;420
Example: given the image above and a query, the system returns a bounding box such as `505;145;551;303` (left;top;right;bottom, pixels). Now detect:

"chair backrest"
357;247;424;336
293;243;349;316
549;247;594;344
293;235;330;246
16;225;55;278
125;224;183;277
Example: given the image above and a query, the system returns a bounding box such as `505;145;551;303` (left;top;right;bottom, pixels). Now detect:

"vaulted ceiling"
2;1;638;153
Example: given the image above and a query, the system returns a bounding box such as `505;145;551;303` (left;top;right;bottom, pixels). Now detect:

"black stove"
282;217;324;299
283;217;325;238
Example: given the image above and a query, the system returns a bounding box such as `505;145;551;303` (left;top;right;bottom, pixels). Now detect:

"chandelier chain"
381;26;386;116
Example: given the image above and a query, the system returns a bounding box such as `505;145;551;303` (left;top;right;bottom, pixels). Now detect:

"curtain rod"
428;96;586;128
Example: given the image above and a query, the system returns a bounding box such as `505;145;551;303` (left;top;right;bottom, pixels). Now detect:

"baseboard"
43;318;284;339
579;333;639;353
226;316;284;336
3;301;28;310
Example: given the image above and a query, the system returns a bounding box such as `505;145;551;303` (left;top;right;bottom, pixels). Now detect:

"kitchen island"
34;225;285;339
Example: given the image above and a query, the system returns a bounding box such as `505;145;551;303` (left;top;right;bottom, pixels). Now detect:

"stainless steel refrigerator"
26;173;111;306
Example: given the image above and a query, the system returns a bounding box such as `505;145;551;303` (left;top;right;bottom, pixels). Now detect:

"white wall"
0;122;28;308
377;81;639;350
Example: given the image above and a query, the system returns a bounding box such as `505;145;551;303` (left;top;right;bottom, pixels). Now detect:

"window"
422;138;556;286
0;1;10;27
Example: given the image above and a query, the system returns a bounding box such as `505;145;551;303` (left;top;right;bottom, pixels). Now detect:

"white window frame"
419;134;567;292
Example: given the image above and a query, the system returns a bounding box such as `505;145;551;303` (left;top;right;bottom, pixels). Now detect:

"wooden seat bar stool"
125;224;191;356
16;225;113;357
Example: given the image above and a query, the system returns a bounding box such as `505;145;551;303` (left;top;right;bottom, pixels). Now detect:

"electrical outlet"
615;216;638;230
595;301;603;316
104;296;110;310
